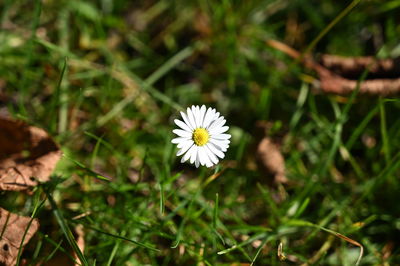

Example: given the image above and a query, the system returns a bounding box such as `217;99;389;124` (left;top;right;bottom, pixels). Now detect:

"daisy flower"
172;105;231;168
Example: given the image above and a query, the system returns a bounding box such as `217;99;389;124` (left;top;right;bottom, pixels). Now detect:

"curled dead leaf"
266;39;400;96
0;207;39;266
257;137;287;184
319;55;400;78
0;117;61;191
317;74;400;95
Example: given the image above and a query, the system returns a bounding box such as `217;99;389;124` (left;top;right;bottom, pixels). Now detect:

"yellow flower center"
192;128;209;146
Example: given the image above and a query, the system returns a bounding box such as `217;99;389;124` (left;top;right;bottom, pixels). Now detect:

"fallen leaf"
382;241;394;261
257;137;287;184
193;11;212;37
319;55;400;78
0;117;61;191
317;71;400;95
0;207;39;266
266;39;400;96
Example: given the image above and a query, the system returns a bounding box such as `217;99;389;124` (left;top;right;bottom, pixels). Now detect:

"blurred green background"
1;0;400;265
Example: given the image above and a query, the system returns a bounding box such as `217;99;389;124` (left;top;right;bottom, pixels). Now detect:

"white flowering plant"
171;105;231;168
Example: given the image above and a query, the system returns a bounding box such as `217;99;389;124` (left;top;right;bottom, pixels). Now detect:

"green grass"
1;0;400;265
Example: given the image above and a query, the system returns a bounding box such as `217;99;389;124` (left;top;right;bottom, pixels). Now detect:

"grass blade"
46;191;89;266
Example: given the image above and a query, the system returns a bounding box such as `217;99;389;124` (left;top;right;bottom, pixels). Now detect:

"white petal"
191;106;197;128
207;159;214;168
174;119;192;132
195;146;201;167
208;112;221;128
182;144;196;162
204;145;219;165
173;129;192;138
177;139;193;149
199;105;206;127
199;146;212;167
177;141;193;156
206;143;225;159
203;155;213;167
216;146;228;153
209;117;226;130
203;108;215;129
209;126;229;135
198;147;206;166
205;154;214;167
209;139;230;151
187;107;197;130
181;111;194;130
194;105;201;128
210;138;230;145
172;137;188;144
212;133;231;140
208;117;223;130
190;146;198;164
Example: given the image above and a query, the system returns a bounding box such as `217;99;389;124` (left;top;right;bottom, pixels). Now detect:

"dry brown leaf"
266;39;400;96
257;137;288;184
319;55;400;77
194;11;212;37
318;74;400;95
0;117;61;191
0;207;39;266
